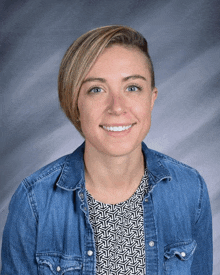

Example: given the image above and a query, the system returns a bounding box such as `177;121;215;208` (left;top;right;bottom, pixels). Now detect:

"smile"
101;125;133;132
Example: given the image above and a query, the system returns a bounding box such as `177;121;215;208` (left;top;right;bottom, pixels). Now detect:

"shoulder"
146;146;210;212
9;154;70;210
143;144;206;198
8;150;80;222
23;154;69;190
149;147;202;180
11;142;85;207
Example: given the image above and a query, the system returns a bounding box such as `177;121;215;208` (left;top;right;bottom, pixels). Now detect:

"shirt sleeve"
191;174;213;274
1;182;38;274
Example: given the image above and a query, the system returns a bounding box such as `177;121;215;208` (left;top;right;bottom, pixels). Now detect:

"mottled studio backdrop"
1;0;220;272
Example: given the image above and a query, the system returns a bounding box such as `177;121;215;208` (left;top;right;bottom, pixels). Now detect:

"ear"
150;87;158;110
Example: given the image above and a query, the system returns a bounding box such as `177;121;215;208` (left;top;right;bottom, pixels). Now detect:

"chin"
100;141;142;157
84;128;147;157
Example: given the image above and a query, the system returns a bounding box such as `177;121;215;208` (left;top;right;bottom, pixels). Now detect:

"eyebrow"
82;77;106;84
82;74;147;85
122;75;147;82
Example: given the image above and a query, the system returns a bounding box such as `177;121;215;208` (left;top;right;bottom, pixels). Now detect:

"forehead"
99;44;147;64
85;45;150;78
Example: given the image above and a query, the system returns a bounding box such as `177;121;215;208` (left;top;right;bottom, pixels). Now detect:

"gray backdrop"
1;0;220;272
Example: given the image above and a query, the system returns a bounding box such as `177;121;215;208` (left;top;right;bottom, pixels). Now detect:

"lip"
100;123;135;127
100;123;136;136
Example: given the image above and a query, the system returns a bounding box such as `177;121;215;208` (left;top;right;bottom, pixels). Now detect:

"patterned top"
86;169;149;275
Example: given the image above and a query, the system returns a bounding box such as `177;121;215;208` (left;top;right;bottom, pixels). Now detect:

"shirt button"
149;241;155;247
145;198;148;202
87;250;93;256
80;193;84;199
181;252;186;257
84;207;87;211
57;266;61;272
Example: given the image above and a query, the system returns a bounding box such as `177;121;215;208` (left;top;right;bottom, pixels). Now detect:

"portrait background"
1;0;220;272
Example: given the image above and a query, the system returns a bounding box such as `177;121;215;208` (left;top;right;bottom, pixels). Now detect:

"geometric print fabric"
86;169;149;275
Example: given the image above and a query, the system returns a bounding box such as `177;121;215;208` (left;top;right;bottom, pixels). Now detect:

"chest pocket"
36;253;82;275
164;240;197;275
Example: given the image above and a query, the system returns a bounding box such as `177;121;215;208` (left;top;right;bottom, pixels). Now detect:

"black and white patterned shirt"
86;169;149;275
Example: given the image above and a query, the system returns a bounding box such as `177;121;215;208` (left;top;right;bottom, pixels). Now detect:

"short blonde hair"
58;25;155;136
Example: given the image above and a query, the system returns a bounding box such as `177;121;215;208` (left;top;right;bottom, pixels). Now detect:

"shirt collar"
56;141;171;191
56;142;85;191
141;142;171;186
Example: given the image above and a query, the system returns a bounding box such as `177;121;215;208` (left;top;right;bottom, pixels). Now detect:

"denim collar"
56;142;171;191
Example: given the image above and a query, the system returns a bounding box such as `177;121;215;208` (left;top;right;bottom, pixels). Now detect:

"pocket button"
181;252;186;257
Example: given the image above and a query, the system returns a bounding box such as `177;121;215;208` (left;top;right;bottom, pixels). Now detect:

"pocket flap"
36;253;82;274
164;240;197;261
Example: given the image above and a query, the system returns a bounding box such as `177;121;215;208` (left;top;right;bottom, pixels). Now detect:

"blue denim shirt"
1;142;213;274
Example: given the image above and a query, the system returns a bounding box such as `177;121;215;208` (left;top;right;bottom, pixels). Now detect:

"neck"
84;142;145;204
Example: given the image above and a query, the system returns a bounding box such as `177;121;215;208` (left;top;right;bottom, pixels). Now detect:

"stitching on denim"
22;167;66;222
23;179;39;223
37;258;82;273
195;176;204;223
38;259;53;271
164;240;194;250
58;181;82;191
57;158;84;190
22;165;64;191
29;166;64;185
36;252;82;260
164;240;197;260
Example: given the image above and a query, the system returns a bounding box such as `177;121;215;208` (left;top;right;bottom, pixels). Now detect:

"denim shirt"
1;142;213;274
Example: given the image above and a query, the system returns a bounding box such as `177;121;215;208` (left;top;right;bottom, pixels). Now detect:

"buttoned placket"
143;190;159;275
79;187;96;275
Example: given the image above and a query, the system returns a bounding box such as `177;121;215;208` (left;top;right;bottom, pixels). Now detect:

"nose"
107;94;126;115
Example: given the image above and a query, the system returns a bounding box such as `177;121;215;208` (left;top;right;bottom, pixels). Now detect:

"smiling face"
77;45;158;157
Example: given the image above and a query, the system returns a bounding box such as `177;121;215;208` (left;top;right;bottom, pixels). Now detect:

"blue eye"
127;85;141;92
89;87;103;93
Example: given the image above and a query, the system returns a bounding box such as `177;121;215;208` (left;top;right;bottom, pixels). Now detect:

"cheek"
132;100;152;119
78;101;100;130
78;97;90;118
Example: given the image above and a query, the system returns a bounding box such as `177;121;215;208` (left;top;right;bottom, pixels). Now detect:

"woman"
1;25;212;274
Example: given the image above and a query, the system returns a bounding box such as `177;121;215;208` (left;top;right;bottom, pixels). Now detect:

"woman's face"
78;45;158;157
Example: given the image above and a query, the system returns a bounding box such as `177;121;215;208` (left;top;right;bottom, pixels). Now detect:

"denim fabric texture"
1;142;213;274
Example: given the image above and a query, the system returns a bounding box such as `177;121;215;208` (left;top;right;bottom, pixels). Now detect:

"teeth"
102;125;132;132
